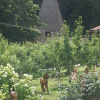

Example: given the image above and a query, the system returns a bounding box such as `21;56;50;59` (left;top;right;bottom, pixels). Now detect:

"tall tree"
58;0;100;30
0;0;40;43
60;21;73;74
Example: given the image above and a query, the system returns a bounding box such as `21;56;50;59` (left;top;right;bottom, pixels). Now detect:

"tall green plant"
81;33;99;67
60;21;73;74
72;16;84;65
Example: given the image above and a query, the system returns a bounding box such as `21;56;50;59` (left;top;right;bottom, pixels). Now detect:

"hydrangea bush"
0;63;37;100
15;74;37;100
0;63;19;87
0;63;19;99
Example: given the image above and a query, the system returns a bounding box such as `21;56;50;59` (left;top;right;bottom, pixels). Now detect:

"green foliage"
15;74;37;100
0;17;100;77
0;34;8;55
72;17;84;64
0;91;5;100
81;72;100;99
0;63;19;99
0;64;37;100
81;34;100;67
0;0;41;43
60;21;73;73
59;71;100;100
0;24;100;99
0;63;19;87
58;0;100;30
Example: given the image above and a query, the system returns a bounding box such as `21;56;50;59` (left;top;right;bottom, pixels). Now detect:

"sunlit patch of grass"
33;67;100;99
33;77;59;100
33;74;70;100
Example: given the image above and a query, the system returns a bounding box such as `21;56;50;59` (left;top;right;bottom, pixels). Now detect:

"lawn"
33;68;72;100
33;66;100;100
33;75;69;100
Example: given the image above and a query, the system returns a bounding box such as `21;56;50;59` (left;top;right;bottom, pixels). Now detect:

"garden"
0;17;100;100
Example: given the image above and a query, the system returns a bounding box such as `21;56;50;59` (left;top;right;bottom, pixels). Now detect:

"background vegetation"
1;0;100;43
0;0;100;100
0;17;100;75
0;0;41;43
57;0;100;30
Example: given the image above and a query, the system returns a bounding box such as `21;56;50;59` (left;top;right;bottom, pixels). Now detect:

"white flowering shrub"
0;63;19;87
0;63;37;100
0;63;19;99
15;74;37;100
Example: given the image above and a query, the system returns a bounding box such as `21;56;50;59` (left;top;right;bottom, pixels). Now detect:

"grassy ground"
33;68;83;100
33;72;69;100
33;77;68;99
33;67;100;100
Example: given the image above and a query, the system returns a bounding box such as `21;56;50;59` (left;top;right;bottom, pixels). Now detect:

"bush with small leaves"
15;74;37;100
0;63;19;87
59;71;100;100
0;63;19;99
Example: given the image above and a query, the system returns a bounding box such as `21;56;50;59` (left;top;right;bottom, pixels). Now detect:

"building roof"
90;26;100;33
38;0;63;33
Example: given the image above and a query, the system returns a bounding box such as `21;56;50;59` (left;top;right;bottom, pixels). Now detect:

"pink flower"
71;73;76;80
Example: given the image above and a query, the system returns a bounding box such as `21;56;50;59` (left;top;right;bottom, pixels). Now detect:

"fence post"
9;86;17;100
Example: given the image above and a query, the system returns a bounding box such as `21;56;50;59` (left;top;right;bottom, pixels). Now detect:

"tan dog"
9;86;17;100
40;73;49;94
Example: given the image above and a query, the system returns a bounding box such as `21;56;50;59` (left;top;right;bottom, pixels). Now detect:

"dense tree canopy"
0;0;41;43
58;0;100;30
0;18;100;75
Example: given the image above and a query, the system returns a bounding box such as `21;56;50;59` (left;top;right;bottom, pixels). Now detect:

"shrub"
15;74;37;100
0;63;19;87
59;71;100;100
0;63;19;99
0;63;37;100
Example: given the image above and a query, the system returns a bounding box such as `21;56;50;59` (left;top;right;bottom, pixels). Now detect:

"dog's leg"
45;83;49;94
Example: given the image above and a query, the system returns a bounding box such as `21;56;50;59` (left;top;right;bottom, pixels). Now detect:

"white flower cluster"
75;64;80;67
0;63;36;99
14;73;35;99
23;74;33;80
0;63;19;85
31;86;35;95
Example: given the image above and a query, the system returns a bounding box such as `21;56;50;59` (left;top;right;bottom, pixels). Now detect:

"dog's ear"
9;87;11;93
12;86;15;91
